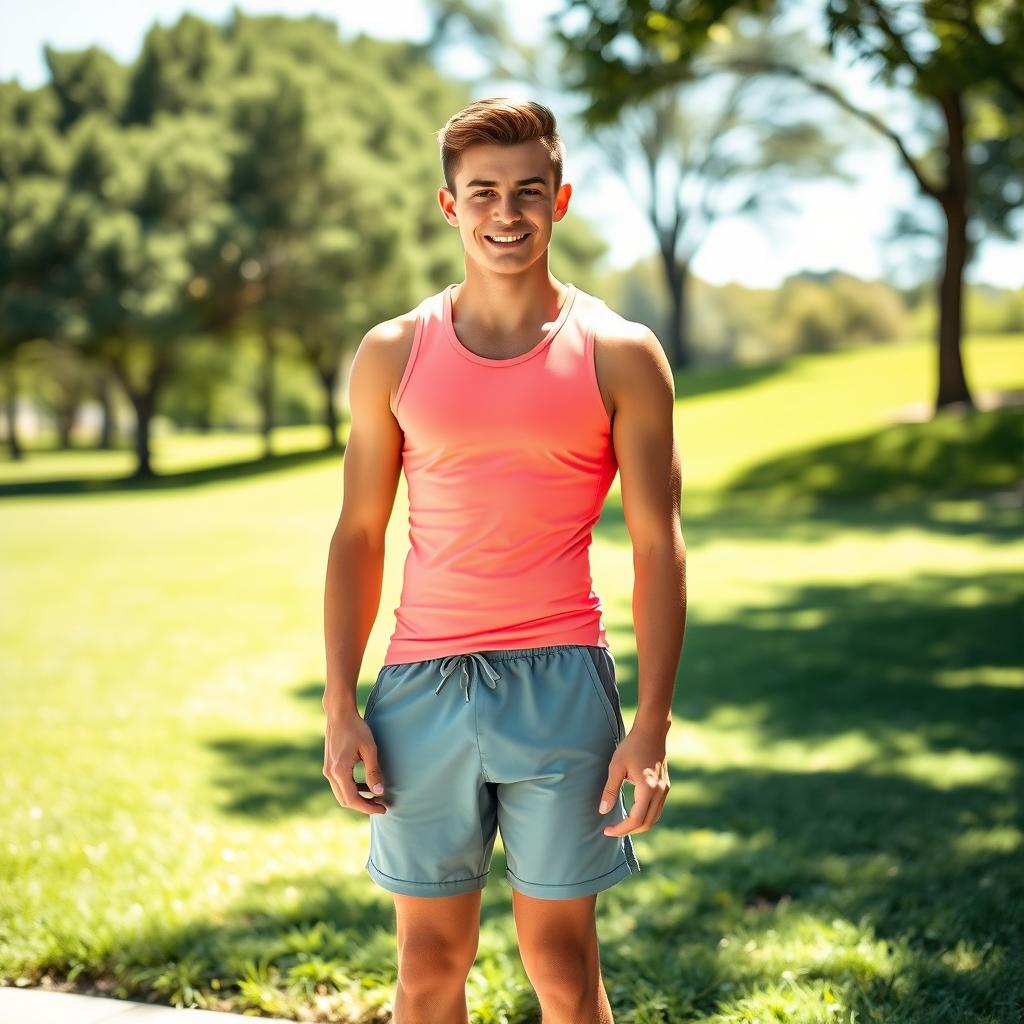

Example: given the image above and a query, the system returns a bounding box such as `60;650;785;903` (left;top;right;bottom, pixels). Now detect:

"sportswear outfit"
363;281;641;898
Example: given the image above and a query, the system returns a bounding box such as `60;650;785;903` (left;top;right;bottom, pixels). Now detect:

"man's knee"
520;937;598;1000
397;930;478;993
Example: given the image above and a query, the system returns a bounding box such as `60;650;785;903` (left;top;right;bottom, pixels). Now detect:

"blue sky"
3;0;1021;289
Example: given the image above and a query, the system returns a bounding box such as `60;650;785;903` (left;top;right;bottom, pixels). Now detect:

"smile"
485;233;530;248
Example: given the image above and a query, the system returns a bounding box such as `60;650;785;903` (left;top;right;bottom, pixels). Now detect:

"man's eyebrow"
464;176;548;188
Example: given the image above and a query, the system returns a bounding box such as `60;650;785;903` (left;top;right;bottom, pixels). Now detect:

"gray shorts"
362;643;641;899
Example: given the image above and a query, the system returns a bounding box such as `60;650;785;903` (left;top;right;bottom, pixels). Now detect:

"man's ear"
438;186;458;225
554;182;572;221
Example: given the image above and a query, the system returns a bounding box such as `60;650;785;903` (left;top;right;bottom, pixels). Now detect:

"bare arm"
598;322;685;836
322;321;405;716
322;319;407;816
611;324;686;736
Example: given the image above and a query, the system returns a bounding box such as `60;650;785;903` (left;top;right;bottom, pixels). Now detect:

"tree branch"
724;57;944;202
864;0;927;79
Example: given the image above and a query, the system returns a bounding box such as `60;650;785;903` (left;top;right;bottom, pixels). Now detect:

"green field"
2;335;1022;1023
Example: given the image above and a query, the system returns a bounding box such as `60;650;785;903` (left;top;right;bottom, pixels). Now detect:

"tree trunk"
3;360;23;460
662;257;691;369
935;89;974;413
56;404;76;449
98;372;115;450
131;392;154;479
259;321;276;458
935;199;975;415
197;397;213;433
108;349;168;480
320;365;341;450
935;202;973;411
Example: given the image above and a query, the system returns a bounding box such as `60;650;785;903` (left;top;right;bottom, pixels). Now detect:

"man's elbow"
333;515;388;553
631;524;685;560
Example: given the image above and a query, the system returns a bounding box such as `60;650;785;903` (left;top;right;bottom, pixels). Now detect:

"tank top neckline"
442;282;578;367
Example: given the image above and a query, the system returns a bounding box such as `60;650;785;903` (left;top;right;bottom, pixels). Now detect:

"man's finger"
638;781;666;831
603;783;652;836
339;771;388;814
361;745;386;797
597;758;625;814
323;765;349;808
324;760;387;814
650;766;670;827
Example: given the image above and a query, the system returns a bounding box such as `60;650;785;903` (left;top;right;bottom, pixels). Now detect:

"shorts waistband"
474;643;591;662
385;647;593;704
385;643;589;668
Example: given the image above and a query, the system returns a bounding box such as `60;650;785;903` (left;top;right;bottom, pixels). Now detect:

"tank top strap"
391;292;437;418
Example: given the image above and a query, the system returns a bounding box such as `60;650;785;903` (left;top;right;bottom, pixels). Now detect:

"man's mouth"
485;233;530;249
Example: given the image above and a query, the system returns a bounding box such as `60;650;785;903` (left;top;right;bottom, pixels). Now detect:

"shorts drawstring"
435;652;501;702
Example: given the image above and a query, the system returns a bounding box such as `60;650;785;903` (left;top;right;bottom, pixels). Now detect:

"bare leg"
391;890;482;1024
511;889;614;1024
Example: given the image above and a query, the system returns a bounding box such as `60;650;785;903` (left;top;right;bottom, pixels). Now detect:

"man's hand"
323;709;388;815
597;724;670;836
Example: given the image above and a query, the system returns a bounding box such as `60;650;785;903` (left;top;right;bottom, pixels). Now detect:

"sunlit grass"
2;333;1022;1022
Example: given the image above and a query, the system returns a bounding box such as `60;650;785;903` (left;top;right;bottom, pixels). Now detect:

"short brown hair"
436;97;565;198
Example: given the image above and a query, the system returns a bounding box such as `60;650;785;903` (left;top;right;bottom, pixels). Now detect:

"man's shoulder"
356;295;436;414
361;303;421;350
582;291;659;346
584;294;673;404
357;295;431;375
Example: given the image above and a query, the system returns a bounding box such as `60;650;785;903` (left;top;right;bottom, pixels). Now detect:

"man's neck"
452;271;569;340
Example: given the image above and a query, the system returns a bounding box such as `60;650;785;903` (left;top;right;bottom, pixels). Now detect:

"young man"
322;98;686;1024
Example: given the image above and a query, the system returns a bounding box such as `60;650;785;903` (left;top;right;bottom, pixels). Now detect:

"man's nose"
494;197;522;221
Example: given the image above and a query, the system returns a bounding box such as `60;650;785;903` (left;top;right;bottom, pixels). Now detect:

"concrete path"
0;988;293;1023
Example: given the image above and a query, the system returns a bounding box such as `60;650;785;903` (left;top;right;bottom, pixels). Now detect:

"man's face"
439;141;571;273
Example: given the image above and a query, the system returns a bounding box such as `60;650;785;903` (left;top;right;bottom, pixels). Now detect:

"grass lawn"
1;334;1022;1023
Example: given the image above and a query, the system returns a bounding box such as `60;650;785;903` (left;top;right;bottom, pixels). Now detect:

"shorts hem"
365;858;489;897
505;857;638;900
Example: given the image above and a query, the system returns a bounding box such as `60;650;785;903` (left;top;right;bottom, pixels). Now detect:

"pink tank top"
383;281;617;664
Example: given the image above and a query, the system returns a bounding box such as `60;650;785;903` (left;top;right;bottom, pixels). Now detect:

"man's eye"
472;189;544;198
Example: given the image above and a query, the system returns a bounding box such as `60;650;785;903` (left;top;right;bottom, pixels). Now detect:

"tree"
2;11;473;474
555;0;1024;412
222;18;465;452
54;101;237;477
0;80;70;460
572;14;852;368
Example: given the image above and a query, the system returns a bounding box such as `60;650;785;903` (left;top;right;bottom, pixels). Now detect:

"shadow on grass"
215;571;1024;820
0;445;341;498
721;406;1023;504
597;485;1024;549
80;749;1021;1023
185;570;1023;1020
675;361;790;401
594;411;1023;547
